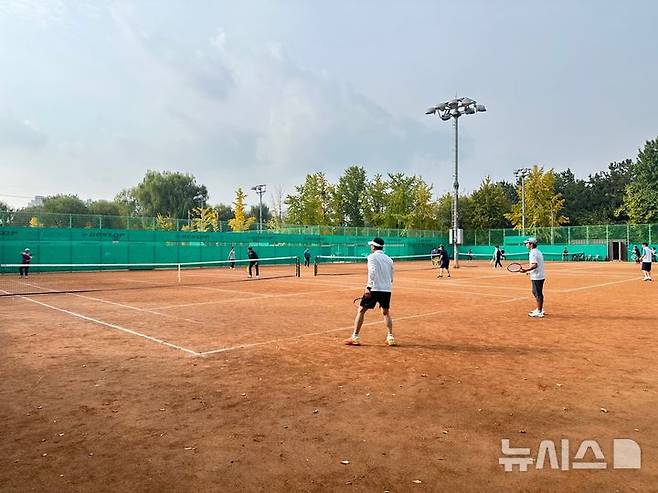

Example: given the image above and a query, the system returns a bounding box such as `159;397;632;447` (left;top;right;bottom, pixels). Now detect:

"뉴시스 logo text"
499;438;641;472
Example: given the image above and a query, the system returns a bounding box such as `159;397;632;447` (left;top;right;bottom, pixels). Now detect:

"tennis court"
1;258;657;491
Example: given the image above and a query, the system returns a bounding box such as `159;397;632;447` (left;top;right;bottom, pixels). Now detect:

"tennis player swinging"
344;237;397;346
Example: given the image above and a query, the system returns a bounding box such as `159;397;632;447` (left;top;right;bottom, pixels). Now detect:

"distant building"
28;196;45;207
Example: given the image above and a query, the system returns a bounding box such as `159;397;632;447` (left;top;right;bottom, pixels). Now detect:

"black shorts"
642;262;652;272
440;259;449;269
531;279;545;301
360;291;391;310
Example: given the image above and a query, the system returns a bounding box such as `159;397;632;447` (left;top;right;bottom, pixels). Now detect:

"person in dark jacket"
247;247;259;278
20;248;32;277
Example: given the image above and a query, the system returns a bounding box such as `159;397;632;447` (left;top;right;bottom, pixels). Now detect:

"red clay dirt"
1;260;657;492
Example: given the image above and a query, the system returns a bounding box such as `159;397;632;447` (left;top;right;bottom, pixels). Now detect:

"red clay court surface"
1;260;657;492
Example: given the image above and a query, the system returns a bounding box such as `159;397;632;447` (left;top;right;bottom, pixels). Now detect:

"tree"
41;194;89;215
505;165;568;229
268;185;286;230
363;174;388;227
622;138;658;223
215;204;234;222
332;166;367;227
128;170;208;219
468;177;512;230
188;207;219;232
89;200;125;217
405;177;438;230
284;173;335;225
554;169;589;225
381;173;418;229
496;180;518;205
228;188;256;231
0;201;10;213
247;204;272;224
435;193;453;231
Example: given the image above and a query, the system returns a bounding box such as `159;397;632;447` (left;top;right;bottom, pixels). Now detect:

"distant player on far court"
19;248;32;277
519;237;545;318
344;237;396;347
493;245;503;269
228;246;236;269
247;246;260;278
640;242;653;281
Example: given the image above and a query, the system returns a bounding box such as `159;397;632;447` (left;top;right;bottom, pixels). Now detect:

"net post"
177;263;181;283
313;257;318;277
296;257;301;277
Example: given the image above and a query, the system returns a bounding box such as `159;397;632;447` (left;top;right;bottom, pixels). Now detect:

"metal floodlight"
425;95;486;269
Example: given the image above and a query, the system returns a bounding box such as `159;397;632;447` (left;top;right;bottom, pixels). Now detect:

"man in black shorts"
247;246;259;278
641;242;653;281
344;237;396;347
437;244;451;278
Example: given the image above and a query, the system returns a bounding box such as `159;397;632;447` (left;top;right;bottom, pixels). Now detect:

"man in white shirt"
519;237;545;318
344;237;396;346
640;242;653;281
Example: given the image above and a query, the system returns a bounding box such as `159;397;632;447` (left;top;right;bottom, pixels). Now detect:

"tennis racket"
507;262;523;273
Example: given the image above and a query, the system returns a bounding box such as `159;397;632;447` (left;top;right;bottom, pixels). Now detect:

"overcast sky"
1;0;657;210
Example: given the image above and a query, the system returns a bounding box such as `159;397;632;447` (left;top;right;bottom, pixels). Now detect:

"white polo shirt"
642;246;653;263
367;250;394;292
528;248;545;281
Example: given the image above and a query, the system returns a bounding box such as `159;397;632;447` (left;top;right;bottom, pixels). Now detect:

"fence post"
99;215;103;229
69;214;72;229
586;225;589;244
626;223;630;246
568;227;571;245
649;224;652;244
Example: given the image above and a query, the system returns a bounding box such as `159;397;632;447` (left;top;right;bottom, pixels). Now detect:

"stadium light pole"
514;168;531;233
426;97;486;268
251;184;267;233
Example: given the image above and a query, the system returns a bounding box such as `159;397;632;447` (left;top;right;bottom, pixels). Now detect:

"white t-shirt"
367;250;394;292
528;248;545;280
642;246;653;263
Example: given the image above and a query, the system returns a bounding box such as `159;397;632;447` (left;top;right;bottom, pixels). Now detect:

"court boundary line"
4;292;200;356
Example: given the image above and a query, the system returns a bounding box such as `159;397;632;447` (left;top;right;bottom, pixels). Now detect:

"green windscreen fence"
0;227;448;267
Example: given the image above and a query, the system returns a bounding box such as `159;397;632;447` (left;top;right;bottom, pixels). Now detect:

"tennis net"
314;254;439;276
456;251;591;262
0;256;300;296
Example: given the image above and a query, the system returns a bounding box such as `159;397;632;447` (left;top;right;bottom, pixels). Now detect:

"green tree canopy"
622;138;658;224
332;166;367;227
285;172;334;225
363;174;388;227
128;170;208;219
468;177;512;230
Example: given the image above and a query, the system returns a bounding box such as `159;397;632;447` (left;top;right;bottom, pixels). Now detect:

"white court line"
558;277;641;293
155;286;356;310
7;279;205;324
198;294;531;356
2;293;200;356
66;293;205;324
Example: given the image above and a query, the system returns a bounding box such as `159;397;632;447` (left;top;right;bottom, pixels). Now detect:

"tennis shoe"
528;309;540;317
344;336;361;346
386;335;397;346
529;310;544;318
